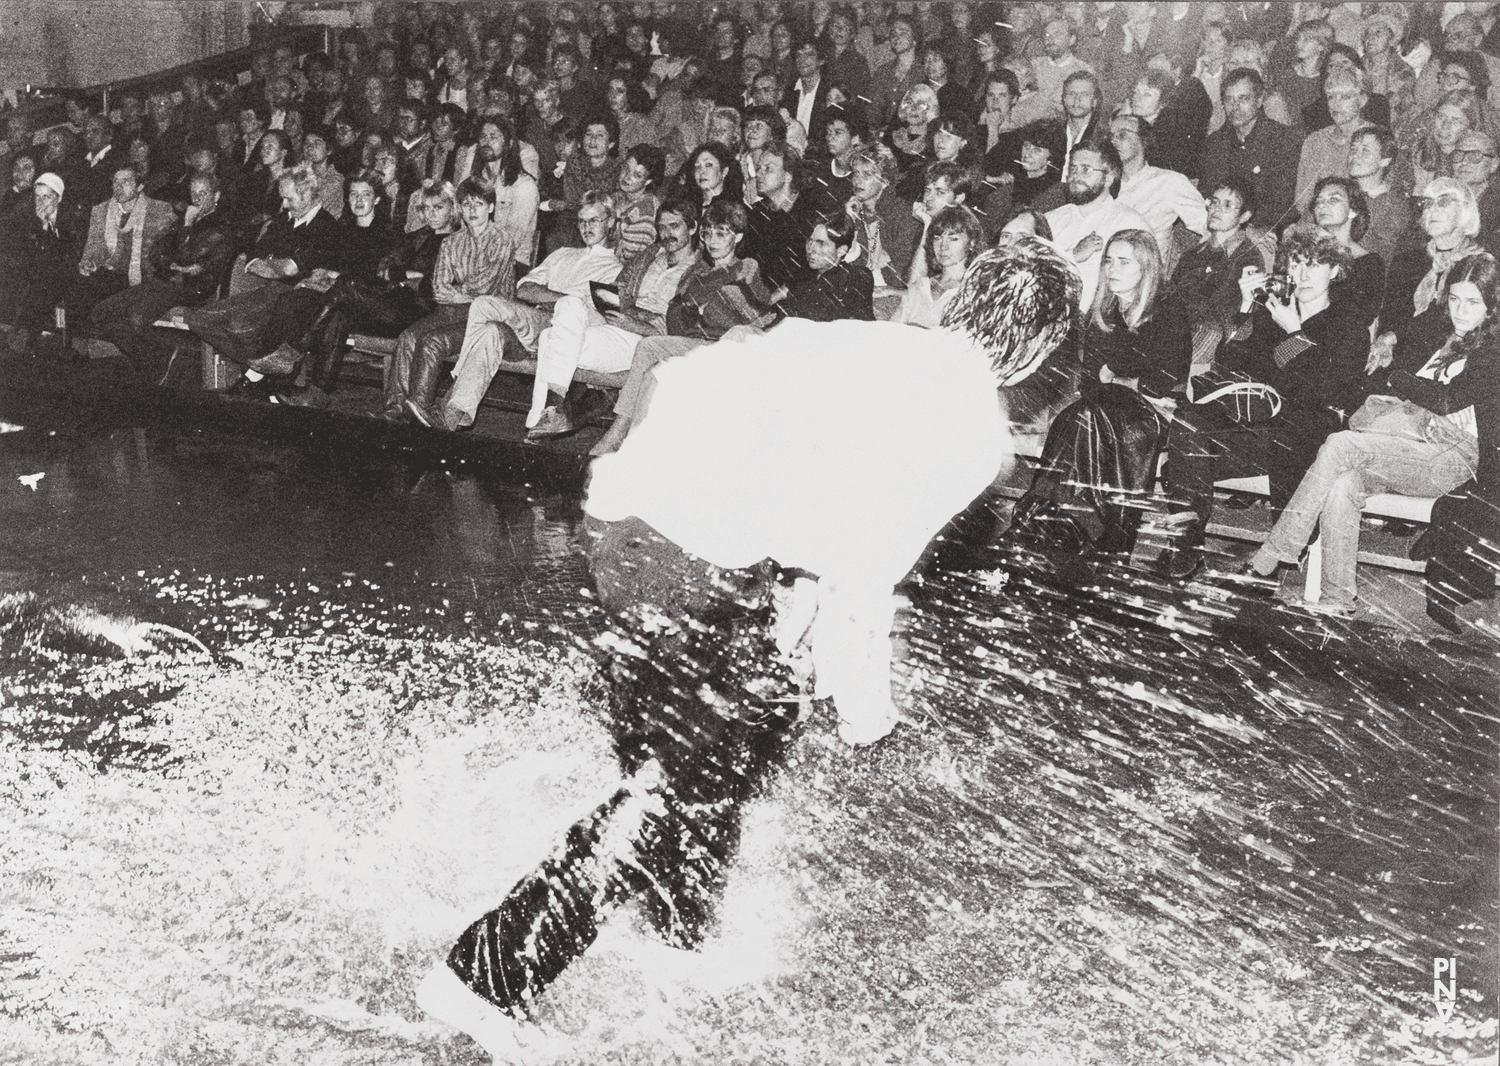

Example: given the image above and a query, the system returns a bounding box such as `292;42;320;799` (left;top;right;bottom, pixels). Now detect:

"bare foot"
416;962;537;1062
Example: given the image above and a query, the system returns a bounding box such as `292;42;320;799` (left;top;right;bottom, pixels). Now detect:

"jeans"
443;295;553;424
1252;428;1480;609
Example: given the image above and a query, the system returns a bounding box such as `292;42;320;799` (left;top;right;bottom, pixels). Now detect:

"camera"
1255;273;1296;305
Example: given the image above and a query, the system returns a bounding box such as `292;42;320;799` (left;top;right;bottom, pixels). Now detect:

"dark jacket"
1198;116;1302;230
1082;295;1193;400
1221;296;1370;417
325;212;396;282
777;262;875;322
250;206;343;282
151;205;237;299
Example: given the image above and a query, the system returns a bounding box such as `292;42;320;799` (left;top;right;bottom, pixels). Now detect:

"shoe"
525;404;577;441
249;342;301;377
223;374;274;401
275;384;332;409
1156;546;1204;581
405;398;440;428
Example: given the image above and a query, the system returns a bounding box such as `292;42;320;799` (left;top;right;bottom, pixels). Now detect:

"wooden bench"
1007;427;1446;601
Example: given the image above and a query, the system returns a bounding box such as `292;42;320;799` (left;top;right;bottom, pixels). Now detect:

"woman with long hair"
674;142;743;210
1243;253;1500;619
895;204;983;328
1009;229;1191;556
605;74;656;156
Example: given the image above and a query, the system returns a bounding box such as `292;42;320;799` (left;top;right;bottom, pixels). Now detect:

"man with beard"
1044;139;1149;307
1060;70;1102;176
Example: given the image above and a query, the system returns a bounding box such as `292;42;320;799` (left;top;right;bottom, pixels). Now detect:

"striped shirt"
432;222;517;304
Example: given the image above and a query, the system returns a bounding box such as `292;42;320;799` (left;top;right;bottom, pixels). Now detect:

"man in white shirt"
1044;141;1150;307
413;191;623;430
1109;112;1206;275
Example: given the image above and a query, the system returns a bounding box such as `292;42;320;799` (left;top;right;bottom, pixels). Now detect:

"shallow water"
0;419;1494;1065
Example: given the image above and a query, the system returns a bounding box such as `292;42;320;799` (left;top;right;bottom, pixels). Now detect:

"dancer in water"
415;236;1081;1060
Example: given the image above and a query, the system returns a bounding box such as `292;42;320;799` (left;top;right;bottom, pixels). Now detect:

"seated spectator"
1163;226;1370;577
741;141;816;289
552;113;622;246
0;174;83;350
301;131;345;220
884;83;938;185
1300;44;1391;134
613;145;665;264
894;204;983;329
1453;130;1500;237
1001;119;1066;213
411;103;465;187
1347;125;1411;266
278;181;463;409
370;143;410;233
78;113;120;207
775;210;874;323
1246;253;1499;618
1045;139;1151;308
673;143;743;212
181;163;342;393
896;113;979;202
1199;67;1301;232
605;75;657;156
1009;227;1190;558
1293;67;1371;211
364;176;517;420
920;43;969;122
1032;16;1095;120
801;101;864;213
237;129;293;238
71;163;177;324
1308;176;1385;329
1109;110;1206;276
1131;58;1211;182
522;195;701;440
1382;177;1486;338
413;190;622;431
844;145;919;290
1168;179;1266;368
391;101;431;182
0;153;36;218
977;69;1024;159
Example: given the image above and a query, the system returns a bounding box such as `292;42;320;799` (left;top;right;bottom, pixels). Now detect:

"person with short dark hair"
1198;67;1303;231
377;177;518;416
1168;179;1266;363
1347;124;1410;265
1163;225;1371;578
524;196;701;440
741;141;816;289
775;209;874;323
71;163;177;322
1109;110;1206;276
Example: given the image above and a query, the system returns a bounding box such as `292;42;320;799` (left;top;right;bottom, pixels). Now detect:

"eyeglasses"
1416;195;1463;211
1439;69;1474;85
1068;162;1108;176
702;225;738;238
1451;149;1497;164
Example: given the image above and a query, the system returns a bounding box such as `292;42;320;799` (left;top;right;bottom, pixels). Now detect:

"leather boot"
383;334;416;415
406;338;447;418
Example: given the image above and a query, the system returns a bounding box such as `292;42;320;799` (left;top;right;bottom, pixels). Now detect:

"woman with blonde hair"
1009;228;1192;556
1382;176;1485;336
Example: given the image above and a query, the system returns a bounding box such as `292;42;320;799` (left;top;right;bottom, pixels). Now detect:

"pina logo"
1433;957;1457;1022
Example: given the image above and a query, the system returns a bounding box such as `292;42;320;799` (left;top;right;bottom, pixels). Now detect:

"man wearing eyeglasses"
1043;138;1149;306
1452;130;1500;238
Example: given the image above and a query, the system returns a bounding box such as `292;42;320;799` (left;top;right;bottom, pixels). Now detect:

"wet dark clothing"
444;514;795;1017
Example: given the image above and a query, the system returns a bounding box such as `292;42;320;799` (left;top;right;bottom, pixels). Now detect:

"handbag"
1347;395;1433;440
1187;369;1283;425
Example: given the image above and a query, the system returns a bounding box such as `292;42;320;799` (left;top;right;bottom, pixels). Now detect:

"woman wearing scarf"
1381;177;1485;338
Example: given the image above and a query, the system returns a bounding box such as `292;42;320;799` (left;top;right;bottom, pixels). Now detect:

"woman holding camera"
1161;226;1373;579
1242;253;1500;618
